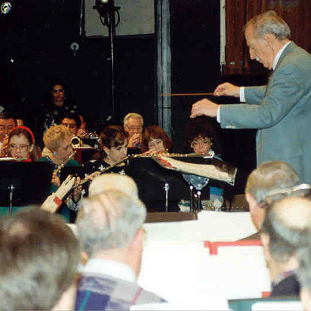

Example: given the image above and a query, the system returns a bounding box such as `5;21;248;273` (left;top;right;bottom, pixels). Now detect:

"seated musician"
81;125;128;177
38;125;81;222
141;125;172;155
8;126;40;161
184;116;225;204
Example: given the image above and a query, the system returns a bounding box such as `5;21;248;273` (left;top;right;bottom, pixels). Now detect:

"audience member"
8;126;40;161
0;111;17;156
39;125;81;221
244;161;300;240
89;173;139;199
260;194;311;298
75;190;165;310
296;234;311;310
141;125;172;155
123;112;143;149
0;208;80;311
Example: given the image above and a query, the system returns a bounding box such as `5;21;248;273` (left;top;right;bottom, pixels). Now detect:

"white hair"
89;173;139;199
123;113;144;126
76;190;146;257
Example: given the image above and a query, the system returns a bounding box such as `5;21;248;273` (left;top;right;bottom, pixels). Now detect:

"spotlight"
0;1;12;14
94;0;113;16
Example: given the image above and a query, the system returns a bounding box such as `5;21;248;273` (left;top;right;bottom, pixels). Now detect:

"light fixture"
94;0;113;16
0;1;12;14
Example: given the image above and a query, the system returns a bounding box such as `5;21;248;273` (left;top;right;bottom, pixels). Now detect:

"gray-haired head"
245;161;300;205
76;190;146;257
0;208;80;311
260;196;311;263
89;173;139;199
245;10;291;40
123;113;144;127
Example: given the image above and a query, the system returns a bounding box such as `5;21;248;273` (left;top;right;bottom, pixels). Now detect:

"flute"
71;155;130;190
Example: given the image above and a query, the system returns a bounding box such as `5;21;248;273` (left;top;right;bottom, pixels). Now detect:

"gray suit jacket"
220;42;311;183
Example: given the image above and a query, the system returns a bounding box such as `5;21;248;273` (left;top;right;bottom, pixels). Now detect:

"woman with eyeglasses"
184;116;225;206
8;126;40;161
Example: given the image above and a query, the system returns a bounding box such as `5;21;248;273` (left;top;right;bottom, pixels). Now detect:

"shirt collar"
273;41;291;70
80;258;137;283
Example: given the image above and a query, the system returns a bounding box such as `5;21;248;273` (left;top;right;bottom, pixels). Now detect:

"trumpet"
71;136;82;148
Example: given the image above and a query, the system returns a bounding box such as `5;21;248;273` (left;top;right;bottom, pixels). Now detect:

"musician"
8;126;40;161
81;125;128;177
0;111;17;156
141;125;172;155
184;116;225;204
123;112;143;150
38;125;80;221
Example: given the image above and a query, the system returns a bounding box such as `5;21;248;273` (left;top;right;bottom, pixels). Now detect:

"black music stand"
0;162;53;216
126;157;190;213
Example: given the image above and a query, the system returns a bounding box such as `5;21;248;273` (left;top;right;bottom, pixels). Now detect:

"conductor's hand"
214;82;240;98
190;98;219;119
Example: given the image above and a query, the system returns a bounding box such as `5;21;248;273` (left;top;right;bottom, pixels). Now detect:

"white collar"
273;41;291;70
80;258;137;283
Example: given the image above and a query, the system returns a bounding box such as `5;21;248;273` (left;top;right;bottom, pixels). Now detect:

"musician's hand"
128;134;141;148
73;177;82;202
0;135;9;157
77;128;89;139
214;82;240;98
52;172;61;187
86;171;100;182
190;98;219;118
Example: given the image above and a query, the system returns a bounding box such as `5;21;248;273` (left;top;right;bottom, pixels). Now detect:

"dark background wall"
0;0;260;193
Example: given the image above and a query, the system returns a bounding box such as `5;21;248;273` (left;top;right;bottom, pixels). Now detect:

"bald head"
261;196;311;263
274;197;311;231
89;173;139;199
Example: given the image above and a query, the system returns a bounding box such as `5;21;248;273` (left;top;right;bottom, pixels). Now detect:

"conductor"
191;10;311;184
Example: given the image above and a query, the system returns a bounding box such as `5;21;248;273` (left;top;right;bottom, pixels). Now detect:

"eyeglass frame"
259;183;311;209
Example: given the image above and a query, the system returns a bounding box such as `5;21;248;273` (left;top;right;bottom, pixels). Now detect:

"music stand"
126;157;190;213
0;162;53;216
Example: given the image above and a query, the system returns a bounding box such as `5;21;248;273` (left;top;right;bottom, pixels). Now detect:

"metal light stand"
94;0;120;123
164;182;169;212
8;184;15;217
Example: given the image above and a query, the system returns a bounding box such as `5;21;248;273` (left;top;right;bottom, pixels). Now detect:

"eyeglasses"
9;144;30;150
191;139;212;148
126;126;142;131
0;125;14;131
260;183;311;209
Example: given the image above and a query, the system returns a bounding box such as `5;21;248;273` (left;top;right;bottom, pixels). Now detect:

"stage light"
94;0;113;16
1;1;12;14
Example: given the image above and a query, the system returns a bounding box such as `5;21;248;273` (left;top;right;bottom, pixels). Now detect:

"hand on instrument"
214;82;240;98
128;133;141;148
0;135;9;157
77;128;89;139
72;176;82;202
52;172;61;187
190;98;219;119
86;171;100;182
